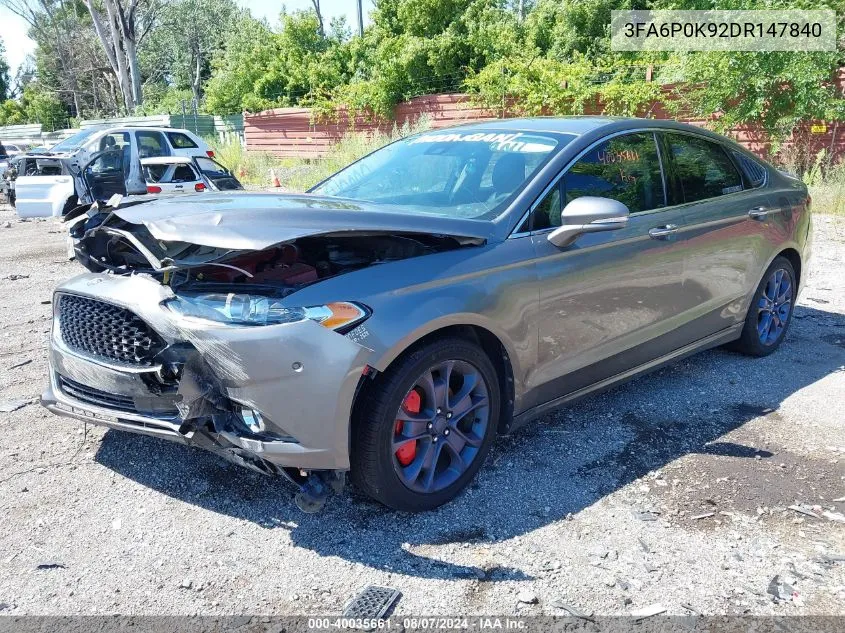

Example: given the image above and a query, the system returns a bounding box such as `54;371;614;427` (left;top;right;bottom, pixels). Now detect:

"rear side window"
167;132;198;149
562;132;665;215
143;164;168;183
664;133;743;203
195;157;231;176
172;165;197;182
731;151;767;188
136;131;169;158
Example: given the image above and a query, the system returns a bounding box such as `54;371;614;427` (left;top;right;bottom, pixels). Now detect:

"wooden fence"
244;73;845;164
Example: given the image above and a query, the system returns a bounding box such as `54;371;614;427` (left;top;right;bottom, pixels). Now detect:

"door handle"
748;206;770;220
648;224;679;239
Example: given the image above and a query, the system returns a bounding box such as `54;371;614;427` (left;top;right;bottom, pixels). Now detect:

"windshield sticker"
409;132;554;153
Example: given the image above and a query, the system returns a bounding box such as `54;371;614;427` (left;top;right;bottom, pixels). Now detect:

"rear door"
530;131;701;405
157;163;204;194
660;132;772;335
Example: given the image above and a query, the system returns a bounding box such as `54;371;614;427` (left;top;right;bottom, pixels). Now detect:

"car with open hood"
43;118;812;512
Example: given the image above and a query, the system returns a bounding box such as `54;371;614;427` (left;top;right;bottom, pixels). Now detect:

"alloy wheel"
392;359;490;494
757;267;793;346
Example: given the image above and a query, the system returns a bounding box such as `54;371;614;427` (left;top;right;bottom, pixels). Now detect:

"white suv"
15;127;213;217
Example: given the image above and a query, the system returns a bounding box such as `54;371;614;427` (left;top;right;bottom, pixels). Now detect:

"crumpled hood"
112;192;496;249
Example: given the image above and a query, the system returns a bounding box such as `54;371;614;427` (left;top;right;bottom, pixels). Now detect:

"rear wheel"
731;256;796;356
351;338;499;511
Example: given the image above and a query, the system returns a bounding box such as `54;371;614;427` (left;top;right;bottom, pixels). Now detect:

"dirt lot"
0;205;843;618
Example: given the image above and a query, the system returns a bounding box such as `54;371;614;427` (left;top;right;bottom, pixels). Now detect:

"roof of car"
445;117;623;135
87;125;198;136
140;156;195;165
441;117;722;138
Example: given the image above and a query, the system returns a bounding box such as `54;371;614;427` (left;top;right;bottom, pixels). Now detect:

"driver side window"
563;133;665;217
528;132;665;231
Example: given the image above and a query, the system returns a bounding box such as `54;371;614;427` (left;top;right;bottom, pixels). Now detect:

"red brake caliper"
395;389;421;466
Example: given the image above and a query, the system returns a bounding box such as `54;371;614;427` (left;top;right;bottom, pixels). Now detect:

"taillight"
195;183;206;192
146;185;162;194
206;150;215;158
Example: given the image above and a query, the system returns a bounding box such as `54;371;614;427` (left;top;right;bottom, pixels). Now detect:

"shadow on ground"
95;305;845;580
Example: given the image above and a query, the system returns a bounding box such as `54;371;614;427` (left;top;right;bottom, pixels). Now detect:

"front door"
529;131;699;406
82;150;127;202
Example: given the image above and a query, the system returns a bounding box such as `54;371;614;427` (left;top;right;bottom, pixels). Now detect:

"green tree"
204;11;278;114
21;83;68;130
142;0;239;105
0;37;11;101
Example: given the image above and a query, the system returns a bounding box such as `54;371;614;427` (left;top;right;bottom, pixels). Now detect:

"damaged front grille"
58;294;165;367
58;376;180;419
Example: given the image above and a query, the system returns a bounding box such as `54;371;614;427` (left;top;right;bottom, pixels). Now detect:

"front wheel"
731;256;796;356
351;338;500;511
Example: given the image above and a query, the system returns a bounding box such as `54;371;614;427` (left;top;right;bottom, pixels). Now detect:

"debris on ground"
549;599;594;621
630;604;667;619
690;512;715;520
788;504;821;519
681;602;701;615
3;274;29;281
517;590;538;604
35;563;65;570
767;575;798;603
342;586;401;619
0;400;28;413
822;510;845;523
7;359;32;370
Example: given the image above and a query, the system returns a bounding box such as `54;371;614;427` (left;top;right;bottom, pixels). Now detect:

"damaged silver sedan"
43;119;812;512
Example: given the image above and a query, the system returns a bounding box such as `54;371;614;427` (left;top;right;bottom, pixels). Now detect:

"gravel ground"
0;205;843;618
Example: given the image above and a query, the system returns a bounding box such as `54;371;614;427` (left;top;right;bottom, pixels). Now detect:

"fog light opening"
239;408;265;433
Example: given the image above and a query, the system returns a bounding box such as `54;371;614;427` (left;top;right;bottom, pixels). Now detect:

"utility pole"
356;0;364;37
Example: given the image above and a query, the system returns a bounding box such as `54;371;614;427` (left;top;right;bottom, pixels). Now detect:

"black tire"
731;256;796;357
60;195;79;217
351;337;500;511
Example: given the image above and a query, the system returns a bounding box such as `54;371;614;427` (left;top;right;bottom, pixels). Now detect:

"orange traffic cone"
270;169;281;188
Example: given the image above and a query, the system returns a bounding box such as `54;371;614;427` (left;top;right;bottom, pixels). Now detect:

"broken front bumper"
41;273;373;471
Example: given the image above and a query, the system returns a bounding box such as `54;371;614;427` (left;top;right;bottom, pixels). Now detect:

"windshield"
311;130;573;219
49;128;104;153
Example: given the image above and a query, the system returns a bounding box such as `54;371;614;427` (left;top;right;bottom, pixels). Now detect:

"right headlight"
164;292;370;332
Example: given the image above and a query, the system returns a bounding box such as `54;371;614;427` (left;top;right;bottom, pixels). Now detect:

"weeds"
809;160;845;216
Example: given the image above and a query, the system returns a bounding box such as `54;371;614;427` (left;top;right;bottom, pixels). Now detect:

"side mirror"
547;196;629;248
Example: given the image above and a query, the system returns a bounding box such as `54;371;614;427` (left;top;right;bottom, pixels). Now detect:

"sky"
0;0;375;82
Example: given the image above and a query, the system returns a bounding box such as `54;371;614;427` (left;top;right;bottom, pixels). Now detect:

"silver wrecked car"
43;118;811;512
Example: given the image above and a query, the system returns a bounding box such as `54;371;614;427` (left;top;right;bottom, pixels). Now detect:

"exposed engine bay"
69;205;477;296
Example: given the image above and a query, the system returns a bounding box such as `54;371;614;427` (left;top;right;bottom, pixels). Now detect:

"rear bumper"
42;273;374;471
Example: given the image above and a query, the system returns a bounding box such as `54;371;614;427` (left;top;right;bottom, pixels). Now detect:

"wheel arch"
354;321;517;437
777;247;802;288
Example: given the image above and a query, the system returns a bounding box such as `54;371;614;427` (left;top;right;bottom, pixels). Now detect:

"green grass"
809;161;845;216
209;116;432;191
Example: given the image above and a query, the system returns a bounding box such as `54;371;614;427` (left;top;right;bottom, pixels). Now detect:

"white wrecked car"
15;126;213;218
